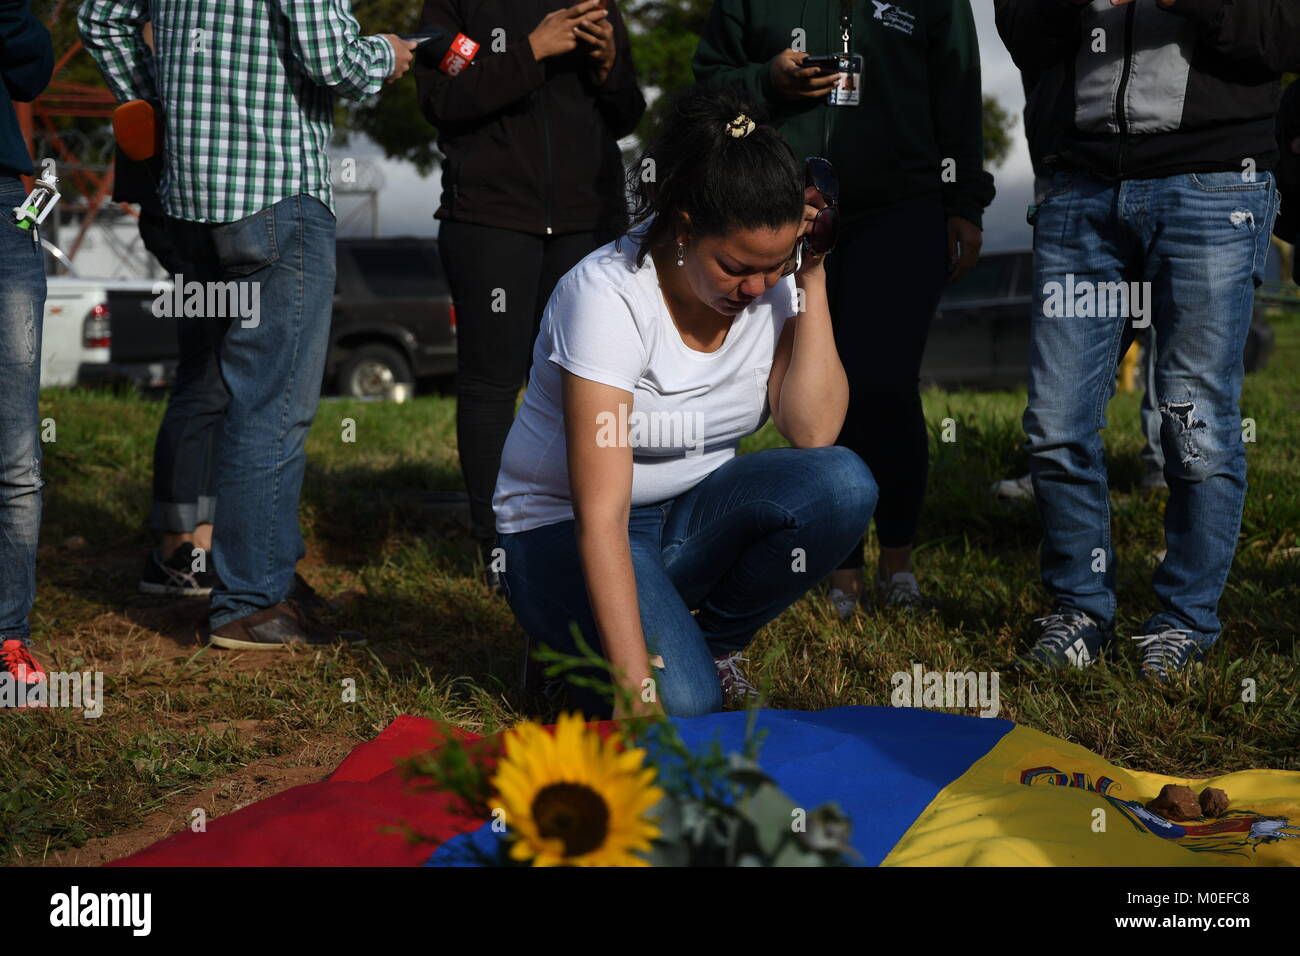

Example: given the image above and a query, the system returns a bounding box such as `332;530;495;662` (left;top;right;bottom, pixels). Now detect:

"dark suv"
921;249;1276;389
77;236;455;397
330;237;455;396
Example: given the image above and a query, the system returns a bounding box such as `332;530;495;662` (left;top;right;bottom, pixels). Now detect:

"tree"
344;0;442;173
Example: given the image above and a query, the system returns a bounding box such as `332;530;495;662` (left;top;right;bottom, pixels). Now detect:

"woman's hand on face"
795;184;828;278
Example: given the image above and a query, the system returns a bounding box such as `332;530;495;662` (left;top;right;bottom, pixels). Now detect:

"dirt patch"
31;733;357;867
19;550;376;867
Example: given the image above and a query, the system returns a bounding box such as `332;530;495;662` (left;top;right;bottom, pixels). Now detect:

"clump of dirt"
1199;787;1230;818
1146;784;1201;821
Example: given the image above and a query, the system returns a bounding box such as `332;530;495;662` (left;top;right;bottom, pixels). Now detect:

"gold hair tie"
725;113;756;138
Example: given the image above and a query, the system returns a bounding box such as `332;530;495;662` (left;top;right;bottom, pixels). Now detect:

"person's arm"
76;0;156;104
1271;82;1300;243
930;0;995;231
586;1;645;140
561;372;658;716
271;0;396;101
1;0;53;103
767;263;849;448
1143;0;1300;74
693;0;843;104
993;0;1088;78
415;0;608;128
767;192;849;448
546;274;657;715
692;0;776;104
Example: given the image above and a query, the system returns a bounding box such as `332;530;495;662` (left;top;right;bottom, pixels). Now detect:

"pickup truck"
40;276;160;388
44;237;456;397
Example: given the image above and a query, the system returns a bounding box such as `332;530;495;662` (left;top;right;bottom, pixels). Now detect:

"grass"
3;311;1298;865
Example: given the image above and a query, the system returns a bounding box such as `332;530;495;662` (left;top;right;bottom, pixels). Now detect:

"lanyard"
839;0;852;54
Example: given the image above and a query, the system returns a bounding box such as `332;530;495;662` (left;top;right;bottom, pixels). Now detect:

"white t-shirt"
492;230;798;534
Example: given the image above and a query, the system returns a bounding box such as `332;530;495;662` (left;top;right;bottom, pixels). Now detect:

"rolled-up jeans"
497;446;877;718
0;176;47;644
169;195;336;630
1024;169;1279;647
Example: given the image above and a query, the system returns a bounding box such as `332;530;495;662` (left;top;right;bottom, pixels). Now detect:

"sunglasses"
777;158;840;276
804;156;840;255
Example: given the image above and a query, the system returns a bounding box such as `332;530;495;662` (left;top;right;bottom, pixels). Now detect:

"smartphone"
398;33;439;45
803;54;851;75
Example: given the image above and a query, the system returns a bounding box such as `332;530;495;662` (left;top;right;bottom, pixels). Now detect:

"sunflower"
492;712;664;867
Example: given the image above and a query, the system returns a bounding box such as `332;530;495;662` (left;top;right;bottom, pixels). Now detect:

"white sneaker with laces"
713;650;760;703
1131;628;1202;680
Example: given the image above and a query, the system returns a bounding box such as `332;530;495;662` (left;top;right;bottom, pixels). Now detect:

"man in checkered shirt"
79;1;414;649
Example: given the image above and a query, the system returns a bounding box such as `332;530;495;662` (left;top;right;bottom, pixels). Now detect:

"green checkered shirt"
78;0;394;223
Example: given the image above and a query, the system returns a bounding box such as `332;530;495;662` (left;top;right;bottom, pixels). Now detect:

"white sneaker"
991;473;1035;502
828;587;859;620
713;651;760;703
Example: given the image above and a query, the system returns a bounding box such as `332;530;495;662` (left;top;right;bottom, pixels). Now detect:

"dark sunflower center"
531;783;610;857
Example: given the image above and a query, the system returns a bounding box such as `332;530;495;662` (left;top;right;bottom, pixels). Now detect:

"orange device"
113;99;163;161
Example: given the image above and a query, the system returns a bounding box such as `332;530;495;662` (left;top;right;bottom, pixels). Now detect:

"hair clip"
725;113;756;138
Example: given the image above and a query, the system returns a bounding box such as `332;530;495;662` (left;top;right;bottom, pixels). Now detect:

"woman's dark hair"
622;85;803;268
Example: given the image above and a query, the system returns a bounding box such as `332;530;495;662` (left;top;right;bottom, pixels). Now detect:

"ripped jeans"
1024;169;1279;646
0;176;47;645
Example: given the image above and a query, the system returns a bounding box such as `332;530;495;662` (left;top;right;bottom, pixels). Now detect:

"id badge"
827;54;863;107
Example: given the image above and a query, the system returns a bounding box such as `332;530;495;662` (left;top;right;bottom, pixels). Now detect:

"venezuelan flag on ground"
111;707;1300;867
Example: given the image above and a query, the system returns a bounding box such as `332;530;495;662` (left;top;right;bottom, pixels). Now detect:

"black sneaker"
139;543;222;597
1019;611;1114;669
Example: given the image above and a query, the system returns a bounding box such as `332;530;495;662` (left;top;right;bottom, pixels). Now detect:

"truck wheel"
336;343;413;398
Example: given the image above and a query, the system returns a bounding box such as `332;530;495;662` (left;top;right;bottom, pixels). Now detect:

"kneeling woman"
492;87;877;719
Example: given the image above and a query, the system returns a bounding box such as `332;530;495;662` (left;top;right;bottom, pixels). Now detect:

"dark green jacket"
693;0;994;227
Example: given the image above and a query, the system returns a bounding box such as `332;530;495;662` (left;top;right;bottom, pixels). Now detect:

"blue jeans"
170;195;336;629
497;446;877;718
1138;330;1164;476
1025;170;1279;646
0;176;46;643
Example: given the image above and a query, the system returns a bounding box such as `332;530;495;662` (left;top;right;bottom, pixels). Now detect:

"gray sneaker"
876;571;926;610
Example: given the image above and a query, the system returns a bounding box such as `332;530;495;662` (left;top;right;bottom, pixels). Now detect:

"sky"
333;4;1038;252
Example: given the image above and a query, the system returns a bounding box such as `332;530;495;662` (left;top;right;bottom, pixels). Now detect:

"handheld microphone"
400;29;479;75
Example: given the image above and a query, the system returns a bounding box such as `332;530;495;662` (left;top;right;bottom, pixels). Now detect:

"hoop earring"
676;242;686;267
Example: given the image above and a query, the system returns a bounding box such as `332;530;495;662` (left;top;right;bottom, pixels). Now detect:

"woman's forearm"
775;268;849;446
573;515;653;696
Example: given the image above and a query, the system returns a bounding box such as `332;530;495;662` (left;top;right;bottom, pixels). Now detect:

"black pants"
825;196;949;570
141;210;228;534
438;220;617;545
